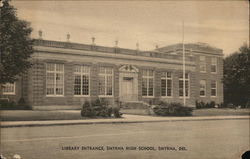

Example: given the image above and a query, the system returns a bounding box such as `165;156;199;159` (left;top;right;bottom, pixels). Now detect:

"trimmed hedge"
0;98;31;110
153;102;193;116
81;99;122;118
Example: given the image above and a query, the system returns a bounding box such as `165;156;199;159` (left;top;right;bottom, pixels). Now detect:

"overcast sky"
12;0;249;56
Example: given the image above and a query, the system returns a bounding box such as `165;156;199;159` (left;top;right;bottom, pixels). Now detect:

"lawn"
193;108;250;116
0;108;249;121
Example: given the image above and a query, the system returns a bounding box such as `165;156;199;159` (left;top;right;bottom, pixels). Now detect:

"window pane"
46;63;64;95
211;81;217;96
167;72;171;78
46;72;55;95
82;75;89;95
200;80;206;96
167;79;172;96
56;64;64;72
106;75;113;95
211;58;217;73
106;68;113;75
56;73;63;95
98;75;105;95
99;67;105;74
161;79;166;96
148;78;154;96
142;70;147;76
211;65;216;73
2;83;15;94
148;70;154;76
179;80;183;96
142;78;147;96
98;67;113;96
74;75;81;95
75;65;81;73
46;63;54;71
185;81;189;96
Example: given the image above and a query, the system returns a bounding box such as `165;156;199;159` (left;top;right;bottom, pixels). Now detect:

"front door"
119;65;139;102
121;78;134;101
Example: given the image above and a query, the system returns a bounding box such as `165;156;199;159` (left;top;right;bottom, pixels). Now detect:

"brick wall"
195;55;224;104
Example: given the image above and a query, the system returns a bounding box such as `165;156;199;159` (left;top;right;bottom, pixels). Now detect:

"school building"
0;38;224;109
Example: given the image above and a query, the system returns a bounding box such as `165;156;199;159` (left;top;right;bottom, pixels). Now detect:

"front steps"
120;101;154;115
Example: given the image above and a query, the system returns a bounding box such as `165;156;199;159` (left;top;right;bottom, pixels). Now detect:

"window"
161;72;172;97
142;70;154;97
98;67;113;96
179;73;189;97
46;63;64;96
2;83;15;95
211;80;217;97
74;65;90;96
199;56;206;72
211;57;217;73
199;80;206;97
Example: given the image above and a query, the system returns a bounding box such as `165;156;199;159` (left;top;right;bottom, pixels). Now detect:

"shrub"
153;102;193;116
0;98;31;110
81;101;94;117
113;107;122;118
80;99;122;118
195;101;216;109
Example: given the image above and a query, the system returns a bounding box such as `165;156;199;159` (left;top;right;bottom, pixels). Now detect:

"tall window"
46;63;64;96
142;70;154;97
98;67;113;96
179;73;189;97
2;83;15;95
199;80;206;97
199;56;206;72
211;57;217;73
211;80;217;97
161;72;172;97
74;65;90;96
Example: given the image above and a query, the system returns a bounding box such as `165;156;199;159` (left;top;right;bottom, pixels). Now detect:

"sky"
12;0;249;56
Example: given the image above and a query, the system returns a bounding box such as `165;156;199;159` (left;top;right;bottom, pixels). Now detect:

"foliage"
153;102;193;116
81;101;94;117
223;44;250;108
112;107;122;118
195;100;216;109
81;99;122;118
0;0;33;84
0;98;31;110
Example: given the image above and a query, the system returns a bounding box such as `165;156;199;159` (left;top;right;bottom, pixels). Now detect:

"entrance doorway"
119;65;139;102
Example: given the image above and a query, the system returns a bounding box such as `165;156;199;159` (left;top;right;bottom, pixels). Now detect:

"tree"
223;43;250;107
0;0;33;84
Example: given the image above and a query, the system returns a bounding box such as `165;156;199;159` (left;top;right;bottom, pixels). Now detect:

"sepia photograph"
0;0;249;159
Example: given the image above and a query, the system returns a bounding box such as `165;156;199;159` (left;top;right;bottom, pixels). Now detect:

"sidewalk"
1;114;249;128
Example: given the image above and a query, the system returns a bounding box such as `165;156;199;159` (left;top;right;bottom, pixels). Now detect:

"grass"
193;108;250;116
0;108;249;121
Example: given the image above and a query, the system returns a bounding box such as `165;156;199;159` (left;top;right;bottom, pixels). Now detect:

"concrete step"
120;101;153;115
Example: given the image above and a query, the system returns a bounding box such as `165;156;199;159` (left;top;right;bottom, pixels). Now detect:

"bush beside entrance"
152;102;193;116
81;99;122;118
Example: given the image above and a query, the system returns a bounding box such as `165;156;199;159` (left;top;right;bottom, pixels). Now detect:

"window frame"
199;80;206;97
211;80;217;97
98;67;114;97
142;70;154;97
199;56;206;73
178;73;190;98
46;63;64;97
211;57;217;74
2;82;15;95
73;65;90;97
160;72;173;98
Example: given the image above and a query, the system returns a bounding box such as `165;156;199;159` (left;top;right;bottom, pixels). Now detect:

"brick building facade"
0;39;224;109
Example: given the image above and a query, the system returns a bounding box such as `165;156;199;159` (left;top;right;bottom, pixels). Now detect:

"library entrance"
119;65;138;102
